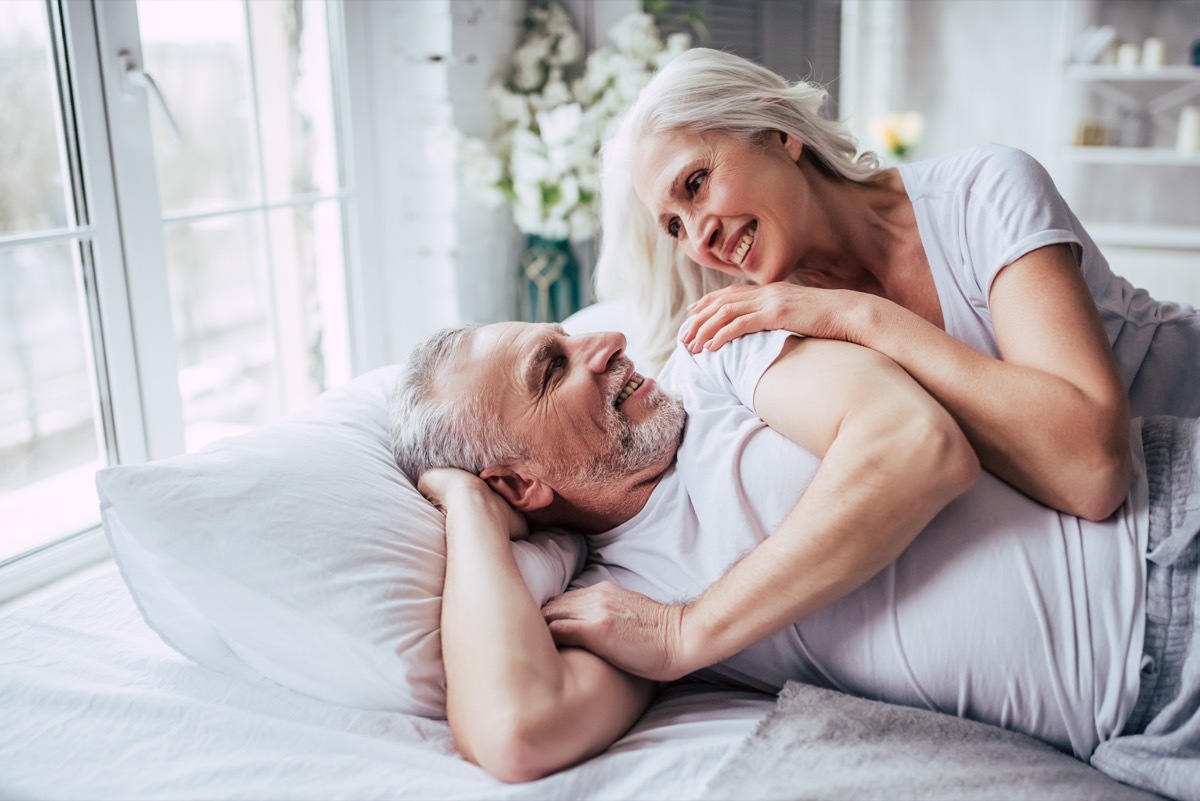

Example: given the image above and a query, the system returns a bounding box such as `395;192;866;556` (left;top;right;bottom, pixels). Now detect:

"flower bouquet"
460;0;689;321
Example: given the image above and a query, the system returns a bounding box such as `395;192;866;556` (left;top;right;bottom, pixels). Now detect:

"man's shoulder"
659;327;797;415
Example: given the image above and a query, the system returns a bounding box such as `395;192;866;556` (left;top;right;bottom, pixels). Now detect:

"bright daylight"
2;1;1199;799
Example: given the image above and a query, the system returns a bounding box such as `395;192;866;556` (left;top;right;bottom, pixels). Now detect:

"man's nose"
577;331;627;373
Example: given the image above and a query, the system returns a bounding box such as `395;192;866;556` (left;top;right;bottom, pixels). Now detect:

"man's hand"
541;581;690;681
417;467;529;542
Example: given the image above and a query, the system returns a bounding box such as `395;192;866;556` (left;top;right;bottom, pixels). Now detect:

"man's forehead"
463;321;540;365
447;321;560;388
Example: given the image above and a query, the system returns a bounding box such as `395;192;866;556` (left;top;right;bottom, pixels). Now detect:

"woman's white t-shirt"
897;143;1199;418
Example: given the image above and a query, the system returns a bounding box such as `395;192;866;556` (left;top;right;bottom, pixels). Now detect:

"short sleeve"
964;144;1082;295
663;325;796;414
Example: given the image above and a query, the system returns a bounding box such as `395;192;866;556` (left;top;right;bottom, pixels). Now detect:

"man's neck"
530;453;676;535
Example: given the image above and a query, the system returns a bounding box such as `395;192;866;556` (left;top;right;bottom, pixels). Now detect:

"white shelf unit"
1088;223;1200;251
1062;146;1200;165
1059;34;1200;252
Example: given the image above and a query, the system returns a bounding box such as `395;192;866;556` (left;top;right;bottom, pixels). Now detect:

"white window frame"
1;0;384;605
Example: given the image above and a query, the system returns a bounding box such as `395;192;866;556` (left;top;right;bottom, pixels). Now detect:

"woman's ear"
479;465;555;512
779;131;804;162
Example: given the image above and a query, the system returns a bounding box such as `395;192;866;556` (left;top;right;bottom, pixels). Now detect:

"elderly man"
390;322;1199;800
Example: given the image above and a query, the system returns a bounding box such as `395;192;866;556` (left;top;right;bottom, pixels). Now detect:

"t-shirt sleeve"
964;144;1082;296
683;326;797;414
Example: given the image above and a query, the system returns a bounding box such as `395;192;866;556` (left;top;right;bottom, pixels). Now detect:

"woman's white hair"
389;325;524;483
595;48;881;373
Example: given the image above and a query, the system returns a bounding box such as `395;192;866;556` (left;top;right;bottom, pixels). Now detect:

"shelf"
1087;223;1200;250
1066;65;1200;81
1063;146;1200;165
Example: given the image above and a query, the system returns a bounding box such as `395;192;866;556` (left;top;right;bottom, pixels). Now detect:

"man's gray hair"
389;325;522;483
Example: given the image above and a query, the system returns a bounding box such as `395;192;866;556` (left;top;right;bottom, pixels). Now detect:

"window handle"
118;49;182;144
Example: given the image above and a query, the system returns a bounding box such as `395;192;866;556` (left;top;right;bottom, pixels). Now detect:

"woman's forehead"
632;130;730;205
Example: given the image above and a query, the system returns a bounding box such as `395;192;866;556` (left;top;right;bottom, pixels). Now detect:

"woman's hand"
417;467;529;541
681;284;863;353
542;582;690;682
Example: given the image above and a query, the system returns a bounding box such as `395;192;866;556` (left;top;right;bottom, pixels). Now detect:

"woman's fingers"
687;302;762;352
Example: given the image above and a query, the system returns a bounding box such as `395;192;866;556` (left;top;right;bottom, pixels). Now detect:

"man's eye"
544;355;566;386
666;218;681;239
686;169;708;194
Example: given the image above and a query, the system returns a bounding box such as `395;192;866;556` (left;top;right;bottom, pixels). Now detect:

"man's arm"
422;469;655;783
542;337;980;680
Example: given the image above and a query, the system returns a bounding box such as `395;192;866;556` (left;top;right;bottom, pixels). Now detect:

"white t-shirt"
578;330;1150;759
898;143;1200;418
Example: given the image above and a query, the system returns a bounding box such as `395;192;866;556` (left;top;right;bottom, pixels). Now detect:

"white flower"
608;12;661;62
554;29;582;65
455;2;690;240
510;128;551;185
536;102;582;147
568;205;596;243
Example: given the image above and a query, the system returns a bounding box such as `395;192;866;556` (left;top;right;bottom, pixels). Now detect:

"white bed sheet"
0;565;773;800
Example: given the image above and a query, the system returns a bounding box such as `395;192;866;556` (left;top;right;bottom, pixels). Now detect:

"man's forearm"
441;488;653;782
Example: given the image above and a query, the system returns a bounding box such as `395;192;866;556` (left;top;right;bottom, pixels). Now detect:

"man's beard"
578;377;686;484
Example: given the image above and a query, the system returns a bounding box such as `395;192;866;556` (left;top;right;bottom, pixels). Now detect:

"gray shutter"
653;0;842;116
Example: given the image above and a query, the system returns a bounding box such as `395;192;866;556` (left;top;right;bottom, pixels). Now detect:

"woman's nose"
687;213;720;257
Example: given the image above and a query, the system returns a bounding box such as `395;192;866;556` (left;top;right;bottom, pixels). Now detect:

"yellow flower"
870;112;924;159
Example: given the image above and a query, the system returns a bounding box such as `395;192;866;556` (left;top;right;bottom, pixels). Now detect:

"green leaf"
541;183;562;208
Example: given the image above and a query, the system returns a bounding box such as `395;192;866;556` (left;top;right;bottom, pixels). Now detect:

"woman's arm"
422;469;655;783
543;337;980;680
682;244;1132;521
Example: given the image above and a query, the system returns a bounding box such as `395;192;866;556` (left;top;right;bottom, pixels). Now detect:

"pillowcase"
98;365;585;719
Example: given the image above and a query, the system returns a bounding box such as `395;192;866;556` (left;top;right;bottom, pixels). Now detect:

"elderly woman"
596;47;1200;522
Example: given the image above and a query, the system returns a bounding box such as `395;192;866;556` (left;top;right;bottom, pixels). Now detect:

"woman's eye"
686;169;708;194
666;218;681;239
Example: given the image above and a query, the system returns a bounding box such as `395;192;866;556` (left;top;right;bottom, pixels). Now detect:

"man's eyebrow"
521;325;567;396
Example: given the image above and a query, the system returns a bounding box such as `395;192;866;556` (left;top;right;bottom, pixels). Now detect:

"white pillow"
98;365;586;719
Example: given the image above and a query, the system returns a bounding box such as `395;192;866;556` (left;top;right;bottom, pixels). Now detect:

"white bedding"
0;565;774;800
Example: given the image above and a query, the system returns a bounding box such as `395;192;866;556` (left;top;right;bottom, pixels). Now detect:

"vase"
519;235;580;323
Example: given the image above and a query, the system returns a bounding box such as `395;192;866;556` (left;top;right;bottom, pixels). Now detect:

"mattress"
0;564;774;800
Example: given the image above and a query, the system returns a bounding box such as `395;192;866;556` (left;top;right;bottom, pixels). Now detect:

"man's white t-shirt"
577;330;1150;760
897;143;1199;419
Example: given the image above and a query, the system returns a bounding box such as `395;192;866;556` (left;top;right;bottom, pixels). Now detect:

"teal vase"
519;235;580;323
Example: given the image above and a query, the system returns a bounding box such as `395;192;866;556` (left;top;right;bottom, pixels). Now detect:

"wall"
845;0;1200;308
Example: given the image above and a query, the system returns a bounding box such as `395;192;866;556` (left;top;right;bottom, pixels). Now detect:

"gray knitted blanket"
702;682;1166;801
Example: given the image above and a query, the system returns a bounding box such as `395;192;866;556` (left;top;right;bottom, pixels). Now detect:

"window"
0;0;369;597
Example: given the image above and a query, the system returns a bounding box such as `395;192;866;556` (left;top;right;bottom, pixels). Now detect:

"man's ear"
779;130;803;162
479;464;555;512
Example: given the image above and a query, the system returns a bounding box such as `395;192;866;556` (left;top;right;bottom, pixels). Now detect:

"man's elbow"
468;712;564;784
914;409;980;499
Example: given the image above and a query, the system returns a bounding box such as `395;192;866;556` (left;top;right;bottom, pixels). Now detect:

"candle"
1142;37;1166;69
1116;42;1140;69
1178;106;1200;155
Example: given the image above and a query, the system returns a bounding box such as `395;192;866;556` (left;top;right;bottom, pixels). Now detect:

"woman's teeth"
615;374;644;406
732;221;757;266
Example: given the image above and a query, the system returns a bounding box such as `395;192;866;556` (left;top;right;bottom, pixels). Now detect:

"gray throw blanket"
702;682;1166;801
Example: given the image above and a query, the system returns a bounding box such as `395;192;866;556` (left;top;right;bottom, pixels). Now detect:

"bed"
0;302;1169;800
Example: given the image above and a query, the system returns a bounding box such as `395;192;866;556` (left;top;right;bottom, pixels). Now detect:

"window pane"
163;214;279;450
267;202;351;403
0;243;103;561
0;0;69;235
249;0;340;200
138;0;257;213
